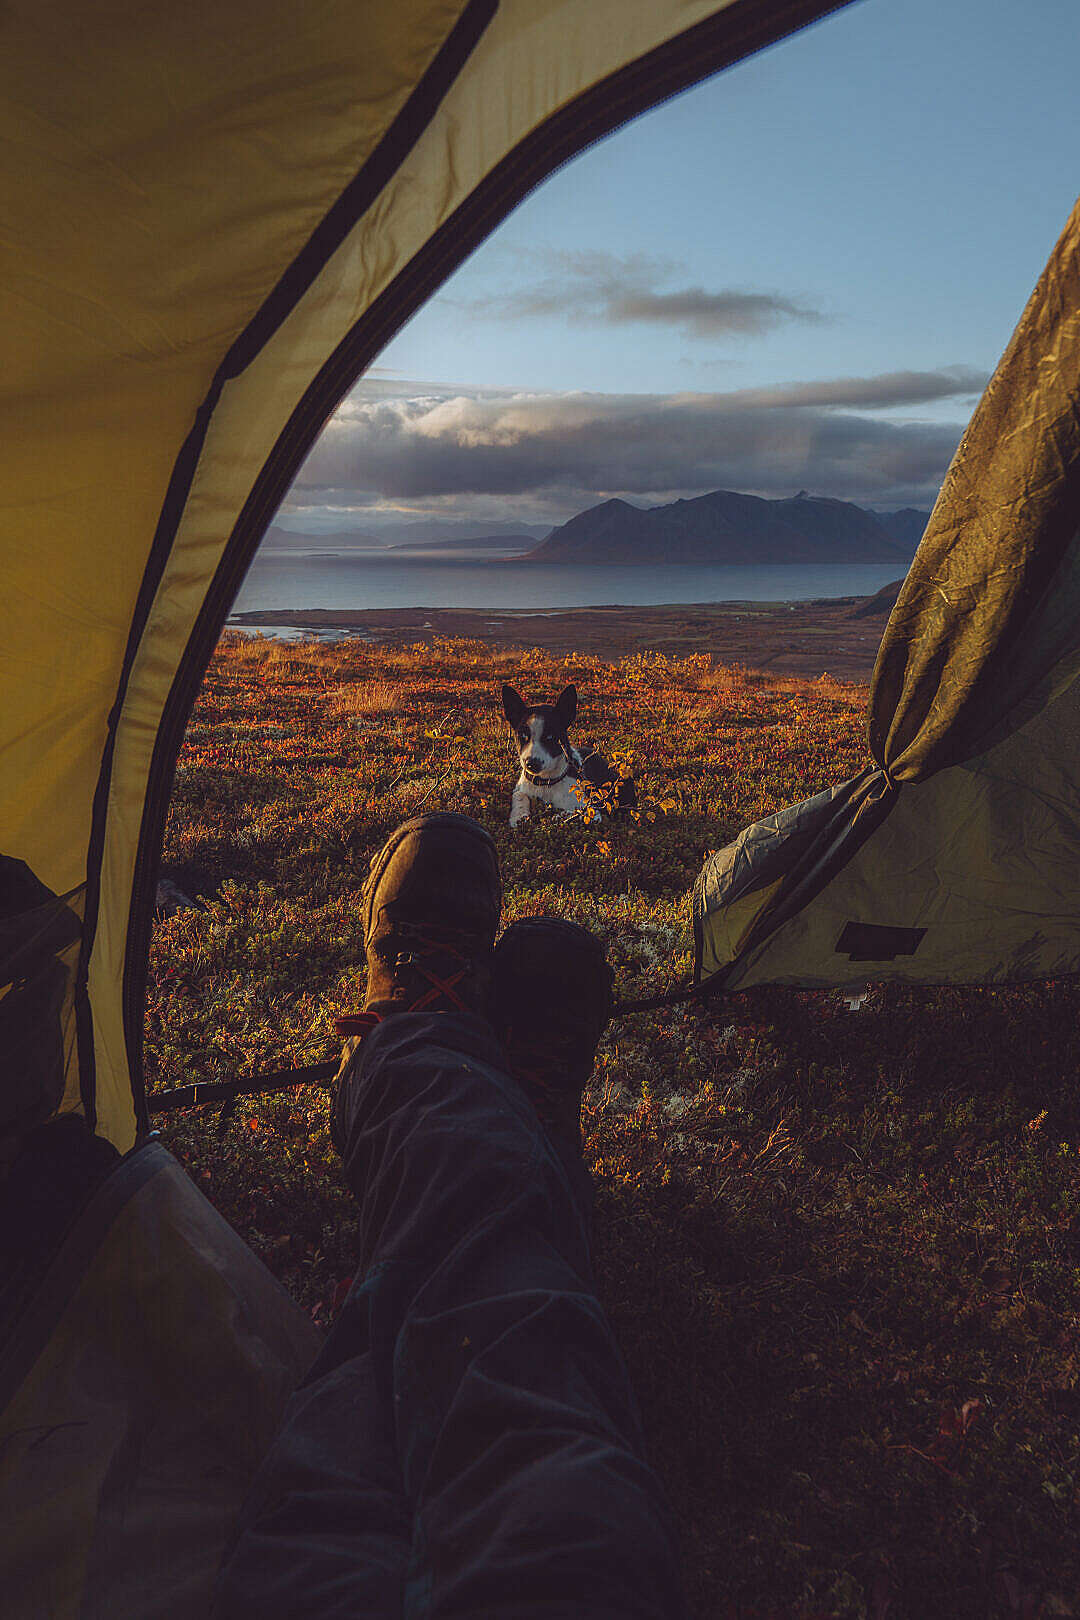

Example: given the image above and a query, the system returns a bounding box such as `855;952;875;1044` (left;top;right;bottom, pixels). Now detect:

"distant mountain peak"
591;496;638;513
522;489;919;566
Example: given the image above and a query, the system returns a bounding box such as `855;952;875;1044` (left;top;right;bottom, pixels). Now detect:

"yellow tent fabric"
0;0;851;1156
8;5;1077;1609
2;7;862;1611
694;196;1080;991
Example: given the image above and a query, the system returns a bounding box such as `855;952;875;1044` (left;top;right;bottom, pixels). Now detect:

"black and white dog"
501;683;636;827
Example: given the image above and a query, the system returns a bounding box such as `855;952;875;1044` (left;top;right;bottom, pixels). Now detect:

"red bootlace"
401;936;474;1015
334;1012;381;1038
334;934;475;1037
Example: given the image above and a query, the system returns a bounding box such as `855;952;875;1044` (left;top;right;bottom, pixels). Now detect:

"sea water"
232;548;907;615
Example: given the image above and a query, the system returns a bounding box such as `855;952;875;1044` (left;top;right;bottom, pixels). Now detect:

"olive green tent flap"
0;0;485;1154
870;195;1080;784
695;192;1080;993
698;666;1080;990
0;0;852;1157
692;766;893;975
0;1142;321;1620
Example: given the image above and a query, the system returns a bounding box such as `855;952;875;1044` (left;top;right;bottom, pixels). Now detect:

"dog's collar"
523;760;572;786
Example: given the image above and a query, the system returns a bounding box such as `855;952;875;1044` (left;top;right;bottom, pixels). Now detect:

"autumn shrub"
149;636;1080;1620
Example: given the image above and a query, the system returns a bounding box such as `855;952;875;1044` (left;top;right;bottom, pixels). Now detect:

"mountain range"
520;491;930;565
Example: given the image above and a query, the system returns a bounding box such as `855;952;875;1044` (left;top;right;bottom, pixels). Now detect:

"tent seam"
72;0;499;1133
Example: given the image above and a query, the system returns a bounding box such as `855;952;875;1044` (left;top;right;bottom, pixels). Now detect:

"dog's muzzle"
523;759;571;785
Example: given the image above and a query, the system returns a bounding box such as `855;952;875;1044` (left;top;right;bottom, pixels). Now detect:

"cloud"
296;373;973;512
723;365;989;410
461;250;827;340
605;287;825;337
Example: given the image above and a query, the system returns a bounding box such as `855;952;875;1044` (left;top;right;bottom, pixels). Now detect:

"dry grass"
329;674;402;720
149;635;1080;1620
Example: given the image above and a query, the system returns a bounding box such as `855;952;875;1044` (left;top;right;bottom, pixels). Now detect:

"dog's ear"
501;684;527;726
553;684;577;728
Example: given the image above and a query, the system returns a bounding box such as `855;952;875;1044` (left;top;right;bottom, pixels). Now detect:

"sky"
282;0;1080;537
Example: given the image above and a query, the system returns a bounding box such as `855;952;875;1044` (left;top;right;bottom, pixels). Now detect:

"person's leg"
329;872;683;1620
215;807;504;1620
335;1004;683;1620
213;1341;413;1618
218;816;683;1619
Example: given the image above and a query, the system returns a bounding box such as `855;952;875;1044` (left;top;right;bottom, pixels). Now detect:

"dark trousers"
215;1012;685;1618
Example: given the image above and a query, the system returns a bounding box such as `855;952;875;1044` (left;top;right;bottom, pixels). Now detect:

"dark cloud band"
723;365;989;409
298;373;976;510
461;249;827;339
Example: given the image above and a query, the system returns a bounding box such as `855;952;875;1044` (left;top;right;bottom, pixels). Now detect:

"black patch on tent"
835;922;926;961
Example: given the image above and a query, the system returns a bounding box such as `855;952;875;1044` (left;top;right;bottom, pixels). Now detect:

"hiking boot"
331;814;501;1155
490;917;613;1151
358;812;502;1020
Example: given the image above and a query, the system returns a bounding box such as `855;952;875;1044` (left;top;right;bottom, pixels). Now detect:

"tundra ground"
149;634;1080;1620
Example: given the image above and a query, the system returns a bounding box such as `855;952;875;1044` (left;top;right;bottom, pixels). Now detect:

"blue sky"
286;0;1079;534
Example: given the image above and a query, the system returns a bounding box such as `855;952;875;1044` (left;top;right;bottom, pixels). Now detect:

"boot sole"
362;812;500;943
493;916;614;1017
496;915;608;960
498;917;601;937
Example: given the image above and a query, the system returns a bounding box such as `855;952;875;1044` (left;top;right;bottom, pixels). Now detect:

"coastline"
229;587;899;682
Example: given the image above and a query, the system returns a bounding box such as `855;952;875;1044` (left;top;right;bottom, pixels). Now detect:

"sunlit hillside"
150;636;1080;1619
